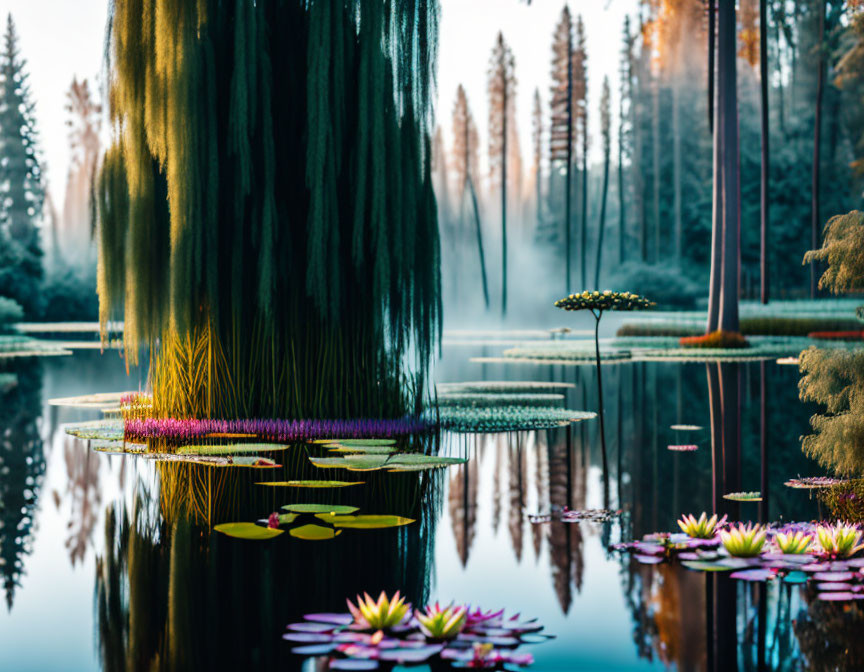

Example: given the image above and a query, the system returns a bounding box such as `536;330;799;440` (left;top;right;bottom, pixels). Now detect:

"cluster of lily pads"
283;591;552;669
617;513;864;600
215;503;415;541
435;406;596;433
528;507;621;524
554;290;655;313
308;439;467;472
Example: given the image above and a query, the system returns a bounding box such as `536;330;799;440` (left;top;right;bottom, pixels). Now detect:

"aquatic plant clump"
284;599;550;670
774;531;814;555
679;330;749;349
815;522;864;558
785;476;848;489
678;512;724;539
124;416;430;443
436;406;596;433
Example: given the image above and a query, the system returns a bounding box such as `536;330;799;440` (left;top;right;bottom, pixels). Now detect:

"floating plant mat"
528;508;621;524
616;523;864;600
436;406;596;433
311;438;397;446
501;343;632;362
785;477;848;489
723;491;762;502
213;522;284;540
256;480;364;488
91;439;147;455
65;419;125;440
629;337;854;362
175;443;291;456
436;381;575;394
310;452;466;472
285;598;550;670
324;445;397;455
216;505;414;543
436;392;566;408
48;391;136;409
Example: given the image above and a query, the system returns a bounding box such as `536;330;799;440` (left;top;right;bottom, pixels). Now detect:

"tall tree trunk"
580;130;588;288
595;145;610;288
673;80;682;262
501;71;508;315
706;31;722;333
652;76;661;263
759;0;770;304
810;0;825;299
618;99;625;265
565;33;574;291
717;0;740;333
467;176;490;309
708;0;716;134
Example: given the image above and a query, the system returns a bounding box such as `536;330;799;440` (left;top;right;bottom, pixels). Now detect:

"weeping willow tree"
97;0;441;420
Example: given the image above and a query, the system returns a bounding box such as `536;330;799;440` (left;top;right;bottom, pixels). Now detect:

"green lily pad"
315;514;415;529
681;560;734;572
65;419;125;440
388;454;466;467
214;522;284;540
228;456;281;468
290;524;342;540
281;503;360;514
311;438;397;446
177;443;289;455
326;445;396;454
256;480;364;488
310;455;391;470
722;491;762;502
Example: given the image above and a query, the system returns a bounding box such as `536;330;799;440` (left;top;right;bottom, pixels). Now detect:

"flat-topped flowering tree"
555;291;654;504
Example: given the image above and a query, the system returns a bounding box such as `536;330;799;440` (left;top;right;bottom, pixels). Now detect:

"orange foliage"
679;330;749;349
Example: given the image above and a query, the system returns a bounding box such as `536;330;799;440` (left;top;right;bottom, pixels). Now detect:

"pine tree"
618;16;635;265
594;77;611;289
488;32;517;315
530;89;543;234
452;84;489;308
0;15;44;317
549;7;575;290
573;16;588;287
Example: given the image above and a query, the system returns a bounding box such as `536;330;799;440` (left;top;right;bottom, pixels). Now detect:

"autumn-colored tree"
549;7;575;290
62;77;101;262
593;77;611;289
452;85;489;308
573;16;588;287
488;31;517;315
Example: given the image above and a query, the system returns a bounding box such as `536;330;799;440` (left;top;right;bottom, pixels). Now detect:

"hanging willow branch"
97;0;441;420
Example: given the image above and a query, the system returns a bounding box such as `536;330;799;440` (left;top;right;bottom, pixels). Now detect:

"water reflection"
0;359;44;609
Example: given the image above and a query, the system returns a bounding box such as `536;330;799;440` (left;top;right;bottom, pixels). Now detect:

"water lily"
415;603;467;640
773;530;813;554
720;523;766;557
267;512;280;529
815;522;864;558
347;591;411;630
677;512;724;539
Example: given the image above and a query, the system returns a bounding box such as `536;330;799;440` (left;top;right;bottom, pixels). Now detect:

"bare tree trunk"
707;31;722;333
467;176;490;309
565;31;574;291
760;0;770;304
708;0;716;134
810;0;825;299
618;98;625;265
673;80;682;262
718;0;739;333
595;143;610;288
501;70;508;315
580;134;588;288
652;76;661;263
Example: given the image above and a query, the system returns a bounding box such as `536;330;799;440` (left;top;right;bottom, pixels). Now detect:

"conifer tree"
573;16;588;287
530;89;543;234
549;7;575;290
452;84;489;308
618;16;634;265
488;32;517;315
0;15;43;317
594;77;611;288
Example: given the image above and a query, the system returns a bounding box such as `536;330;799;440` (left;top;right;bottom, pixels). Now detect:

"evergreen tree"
530;89;543;234
594;77;611;289
548;7;575;290
488;32;517;315
574;16;588;287
0;15;44;317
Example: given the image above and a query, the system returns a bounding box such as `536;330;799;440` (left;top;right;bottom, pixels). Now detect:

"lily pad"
682;560;734;572
227;456;281;468
314;514;415;529
289;644;339;656
176;443;289;455
783;571;809;584
257;513;298;526
326;445;397;455
722;491;762;502
282;503;360;514
65;419;125;440
214;522;284;540
817;591;863;601
330;661;379;671
256;480;364;488
730;568;775;582
310;455;391;470
289;524;342;541
312;438;397;446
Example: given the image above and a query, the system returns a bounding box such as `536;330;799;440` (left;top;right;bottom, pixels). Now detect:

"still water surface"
0;348;850;671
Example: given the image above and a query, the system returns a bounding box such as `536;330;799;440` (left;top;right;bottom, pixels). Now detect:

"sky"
1;0;636;209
